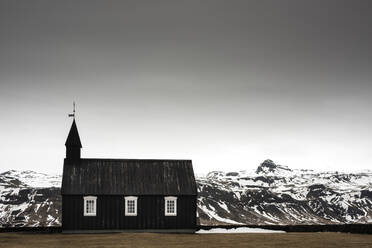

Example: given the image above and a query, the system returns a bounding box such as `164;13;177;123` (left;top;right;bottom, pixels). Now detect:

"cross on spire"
68;101;76;119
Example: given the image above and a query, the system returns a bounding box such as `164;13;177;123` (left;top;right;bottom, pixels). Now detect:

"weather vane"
68;101;76;119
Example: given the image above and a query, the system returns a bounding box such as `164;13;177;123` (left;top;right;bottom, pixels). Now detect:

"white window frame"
125;196;138;216
83;196;97;216
164;196;177;216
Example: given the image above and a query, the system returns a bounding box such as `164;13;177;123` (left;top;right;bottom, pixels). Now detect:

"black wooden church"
61;119;197;233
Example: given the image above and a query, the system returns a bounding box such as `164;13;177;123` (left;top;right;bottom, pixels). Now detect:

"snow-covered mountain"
1;160;372;227
0;170;61;227
198;160;372;225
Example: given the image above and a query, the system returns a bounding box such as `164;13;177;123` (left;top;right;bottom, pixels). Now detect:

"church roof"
61;159;197;196
65;119;82;148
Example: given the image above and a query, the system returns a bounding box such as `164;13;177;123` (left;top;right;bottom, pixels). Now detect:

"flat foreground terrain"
1;232;372;248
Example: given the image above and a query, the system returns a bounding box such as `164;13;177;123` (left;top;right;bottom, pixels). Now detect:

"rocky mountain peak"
256;159;292;174
206;171;225;179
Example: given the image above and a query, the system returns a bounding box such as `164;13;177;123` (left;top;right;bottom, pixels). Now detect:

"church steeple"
65;119;82;160
65;103;82;160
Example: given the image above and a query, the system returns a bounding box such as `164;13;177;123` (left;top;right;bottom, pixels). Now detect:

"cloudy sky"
1;0;372;175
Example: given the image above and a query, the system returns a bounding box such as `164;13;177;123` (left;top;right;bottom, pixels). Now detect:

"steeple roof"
65;119;82;147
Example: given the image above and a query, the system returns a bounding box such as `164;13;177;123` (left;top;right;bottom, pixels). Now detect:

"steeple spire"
65;119;82;148
65;103;82;160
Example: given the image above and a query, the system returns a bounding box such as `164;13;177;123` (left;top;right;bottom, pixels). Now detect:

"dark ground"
0;232;372;248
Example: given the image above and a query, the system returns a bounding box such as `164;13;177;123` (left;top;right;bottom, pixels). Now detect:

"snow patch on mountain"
0;170;61;188
196;227;285;234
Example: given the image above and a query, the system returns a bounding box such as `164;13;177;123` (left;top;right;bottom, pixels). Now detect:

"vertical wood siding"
62;195;196;230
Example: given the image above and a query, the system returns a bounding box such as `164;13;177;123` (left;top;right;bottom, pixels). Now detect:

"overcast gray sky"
1;0;372;174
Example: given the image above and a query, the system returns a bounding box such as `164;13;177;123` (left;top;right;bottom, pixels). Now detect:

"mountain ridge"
1;160;372;227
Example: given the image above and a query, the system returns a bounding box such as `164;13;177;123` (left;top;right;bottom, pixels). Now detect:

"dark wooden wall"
62;195;196;230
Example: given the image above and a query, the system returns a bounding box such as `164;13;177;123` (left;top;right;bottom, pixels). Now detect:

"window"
83;196;97;216
125;196;138;216
164;196;177;216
